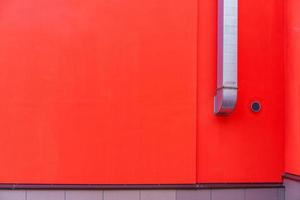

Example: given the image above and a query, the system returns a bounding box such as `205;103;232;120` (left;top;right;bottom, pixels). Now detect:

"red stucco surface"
0;0;198;184
0;0;289;184
197;0;284;183
285;0;300;177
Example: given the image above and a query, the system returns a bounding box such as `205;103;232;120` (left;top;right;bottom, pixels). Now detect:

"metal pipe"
214;0;238;115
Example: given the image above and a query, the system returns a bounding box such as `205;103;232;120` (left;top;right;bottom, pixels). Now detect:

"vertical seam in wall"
25;190;27;200
282;0;287;177
195;0;200;184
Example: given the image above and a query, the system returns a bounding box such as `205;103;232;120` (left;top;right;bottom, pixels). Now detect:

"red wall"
285;0;300;176
0;0;285;184
0;0;197;184
197;0;284;183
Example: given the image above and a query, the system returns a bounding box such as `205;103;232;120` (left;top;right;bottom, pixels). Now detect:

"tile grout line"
139;190;141;200
99;190;103;200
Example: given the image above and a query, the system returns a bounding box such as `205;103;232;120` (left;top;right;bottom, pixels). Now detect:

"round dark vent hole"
251;101;261;113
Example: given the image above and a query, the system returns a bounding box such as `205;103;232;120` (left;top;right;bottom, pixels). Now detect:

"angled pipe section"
214;0;238;115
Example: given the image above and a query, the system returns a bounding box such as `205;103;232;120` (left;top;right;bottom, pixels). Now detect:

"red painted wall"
0;0;197;184
197;0;284;183
285;0;300;176
0;0;285;184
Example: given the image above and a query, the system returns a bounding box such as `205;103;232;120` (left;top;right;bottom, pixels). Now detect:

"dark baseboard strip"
0;183;283;190
196;183;283;189
284;173;300;182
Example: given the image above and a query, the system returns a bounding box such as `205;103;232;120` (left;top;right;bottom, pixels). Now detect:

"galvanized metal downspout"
214;0;238;114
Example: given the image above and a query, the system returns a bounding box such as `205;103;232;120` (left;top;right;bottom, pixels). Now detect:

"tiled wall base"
284;178;300;200
0;188;284;200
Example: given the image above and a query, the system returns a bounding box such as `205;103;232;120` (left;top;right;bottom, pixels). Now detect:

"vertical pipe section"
214;0;238;114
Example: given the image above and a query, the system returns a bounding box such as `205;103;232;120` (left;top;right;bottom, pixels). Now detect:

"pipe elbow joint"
214;87;238;115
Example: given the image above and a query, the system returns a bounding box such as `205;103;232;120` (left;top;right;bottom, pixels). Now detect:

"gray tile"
285;179;300;200
141;190;176;200
245;189;278;200
26;190;65;200
278;188;285;200
0;190;26;200
104;190;139;200
66;190;102;200
176;190;210;200
211;189;244;200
